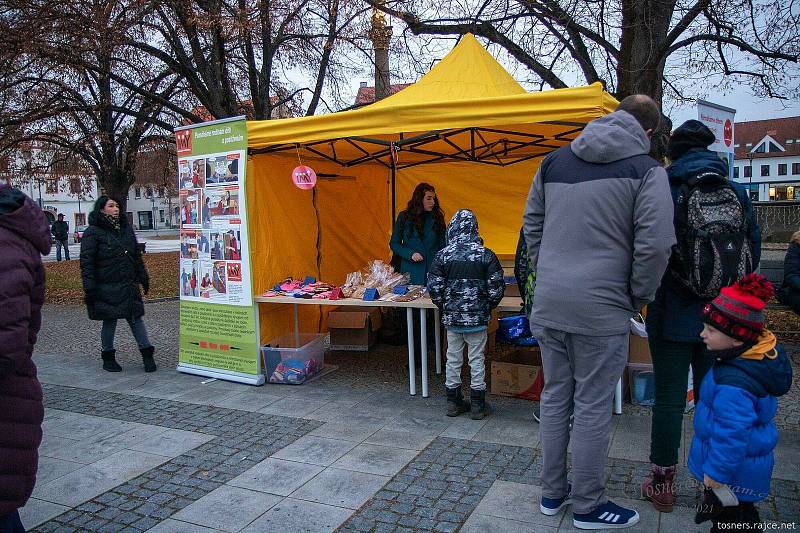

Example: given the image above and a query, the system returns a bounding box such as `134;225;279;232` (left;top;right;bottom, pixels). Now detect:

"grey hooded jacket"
523;110;675;336
428;209;504;327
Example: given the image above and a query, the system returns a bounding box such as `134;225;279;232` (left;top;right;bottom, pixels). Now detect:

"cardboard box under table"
491;347;543;400
329;306;382;351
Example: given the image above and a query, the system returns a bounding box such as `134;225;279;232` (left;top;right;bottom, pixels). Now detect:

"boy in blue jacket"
690;273;793;531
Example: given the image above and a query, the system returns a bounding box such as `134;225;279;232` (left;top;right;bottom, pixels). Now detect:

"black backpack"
669;172;754;299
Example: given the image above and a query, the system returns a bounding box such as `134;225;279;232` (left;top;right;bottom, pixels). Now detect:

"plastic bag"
497;315;537;346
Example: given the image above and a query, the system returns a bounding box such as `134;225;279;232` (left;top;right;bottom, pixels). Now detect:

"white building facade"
731;117;800;202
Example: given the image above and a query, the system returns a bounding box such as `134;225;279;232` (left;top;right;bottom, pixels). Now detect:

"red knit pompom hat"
702;273;775;344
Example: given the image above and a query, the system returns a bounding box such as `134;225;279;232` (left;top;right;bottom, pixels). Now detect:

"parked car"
73;225;88;243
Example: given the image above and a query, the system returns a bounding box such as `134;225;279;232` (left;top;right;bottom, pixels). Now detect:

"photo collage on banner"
178;150;248;305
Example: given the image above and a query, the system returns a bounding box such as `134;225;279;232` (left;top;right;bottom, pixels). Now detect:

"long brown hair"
405;182;445;237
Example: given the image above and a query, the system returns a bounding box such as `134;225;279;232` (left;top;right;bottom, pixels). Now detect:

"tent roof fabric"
246;34;618;167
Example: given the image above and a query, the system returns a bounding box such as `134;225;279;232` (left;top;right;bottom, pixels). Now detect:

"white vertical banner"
698;100;736;180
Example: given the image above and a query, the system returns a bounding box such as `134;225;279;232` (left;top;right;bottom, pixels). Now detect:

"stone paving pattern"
31;385;321;532
25;302;800;532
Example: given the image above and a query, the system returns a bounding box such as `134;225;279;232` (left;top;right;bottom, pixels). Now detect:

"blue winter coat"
390;210;445;286
782;242;800;291
688;334;792;502
646;148;761;342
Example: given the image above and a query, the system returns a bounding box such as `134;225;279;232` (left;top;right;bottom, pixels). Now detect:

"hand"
703;474;721;489
411;252;424;262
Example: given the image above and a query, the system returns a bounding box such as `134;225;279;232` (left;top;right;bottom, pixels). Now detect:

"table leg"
421;308;428;398
407;308;416;395
434;308;442;375
293;304;300;346
614;377;622;415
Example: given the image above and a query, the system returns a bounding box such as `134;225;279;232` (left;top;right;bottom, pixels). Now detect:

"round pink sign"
292;165;317;190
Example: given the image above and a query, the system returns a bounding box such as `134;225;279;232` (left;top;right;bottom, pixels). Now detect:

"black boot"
141;346;157;373
101;349;122;372
470;388;491;420
446;386;470;417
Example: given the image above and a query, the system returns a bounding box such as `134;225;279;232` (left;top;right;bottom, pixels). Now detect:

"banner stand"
174;116;264;386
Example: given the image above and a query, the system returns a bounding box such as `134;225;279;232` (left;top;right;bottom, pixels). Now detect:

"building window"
146;186;153;198
733;167;739;179
159;209;165;222
744;166;752;178
75;212;86;226
761;165;770;177
135;186;141;199
69;177;81;194
158;187;165;198
46;178;58;193
793;163;800;175
779;164;788;176
100;187;107;196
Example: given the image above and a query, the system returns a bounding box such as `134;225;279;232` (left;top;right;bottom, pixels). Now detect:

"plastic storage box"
262;334;325;385
628;363;655;406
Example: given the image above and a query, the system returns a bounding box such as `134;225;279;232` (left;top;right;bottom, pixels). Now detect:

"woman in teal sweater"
390;182;446;364
390;182;446;285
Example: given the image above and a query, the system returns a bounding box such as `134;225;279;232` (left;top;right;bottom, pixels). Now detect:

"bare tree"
370;0;799;155
2;0;182;211
130;0;374;122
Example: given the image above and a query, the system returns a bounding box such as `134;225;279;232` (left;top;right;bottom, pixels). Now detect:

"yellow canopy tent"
246;33;618;340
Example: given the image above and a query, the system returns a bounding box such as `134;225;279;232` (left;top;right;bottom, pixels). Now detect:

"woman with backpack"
80;196;156;373
640;120;761;512
777;230;800;314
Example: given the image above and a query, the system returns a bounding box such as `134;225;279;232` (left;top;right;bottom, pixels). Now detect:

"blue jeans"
55;239;70;261
101;317;152;352
0;510;25;533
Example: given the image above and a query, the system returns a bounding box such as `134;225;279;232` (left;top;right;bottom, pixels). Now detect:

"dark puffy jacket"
646;148;761;342
390;210;445;286
51;220;69;241
514;228;535;316
689;333;792;502
80;209;148;321
782;242;800;291
428;209;504;327
0;185;51;514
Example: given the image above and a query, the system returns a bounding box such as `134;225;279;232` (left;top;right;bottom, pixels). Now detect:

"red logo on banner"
723;119;733;147
176;130;192;155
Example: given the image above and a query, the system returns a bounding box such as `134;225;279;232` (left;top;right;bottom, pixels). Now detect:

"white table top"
255;294;524;313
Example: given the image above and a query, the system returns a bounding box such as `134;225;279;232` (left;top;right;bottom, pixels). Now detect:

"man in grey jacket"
523;95;675;529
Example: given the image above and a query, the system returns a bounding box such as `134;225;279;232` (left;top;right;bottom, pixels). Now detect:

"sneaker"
540;484;571;515
573;501;640;530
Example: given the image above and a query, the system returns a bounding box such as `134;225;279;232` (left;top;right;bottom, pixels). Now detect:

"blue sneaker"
540;484;571;515
573;501;640;529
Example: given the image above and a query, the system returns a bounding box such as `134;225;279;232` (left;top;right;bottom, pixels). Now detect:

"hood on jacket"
723;331;793;398
570;110;651;164
446;209;480;245
0;184;52;255
667;147;729;185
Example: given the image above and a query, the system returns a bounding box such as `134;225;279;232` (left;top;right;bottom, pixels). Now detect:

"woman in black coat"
777;231;800;314
80;196;156;372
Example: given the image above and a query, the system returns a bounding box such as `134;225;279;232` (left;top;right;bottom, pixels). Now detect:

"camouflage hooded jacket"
428;209;504;327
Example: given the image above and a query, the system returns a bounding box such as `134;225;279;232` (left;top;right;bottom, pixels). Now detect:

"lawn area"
45;252;178;305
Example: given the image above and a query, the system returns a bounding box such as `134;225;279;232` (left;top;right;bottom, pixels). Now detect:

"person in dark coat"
390;182;446;366
777;231;800;314
0;185;51;532
50;213;70;261
641;120;761;513
80;196;156;373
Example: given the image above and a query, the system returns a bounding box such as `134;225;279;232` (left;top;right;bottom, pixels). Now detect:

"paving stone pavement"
30;384;321;532
27;303;800;532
